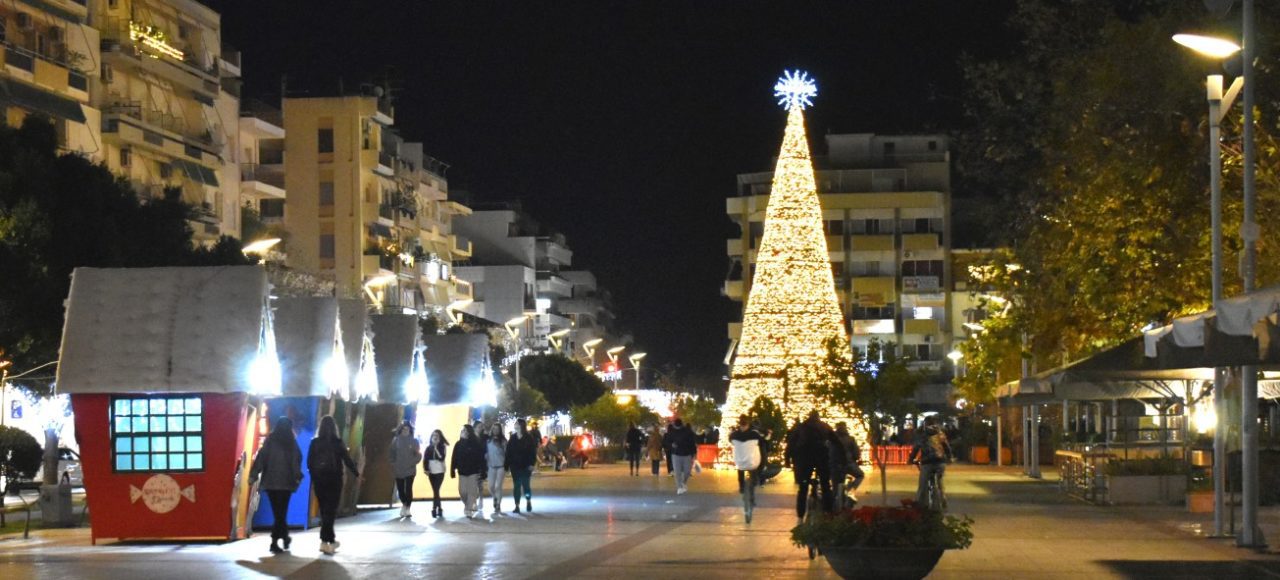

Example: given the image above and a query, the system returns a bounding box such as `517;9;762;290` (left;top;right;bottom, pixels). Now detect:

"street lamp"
505;315;530;390
1175;29;1243;541
582;338;603;367
548;328;571;353
628;352;647;390
446;299;473;326
241;238;281;264
363;273;397;310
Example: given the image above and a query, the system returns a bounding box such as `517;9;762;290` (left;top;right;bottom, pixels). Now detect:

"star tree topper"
774;70;817;111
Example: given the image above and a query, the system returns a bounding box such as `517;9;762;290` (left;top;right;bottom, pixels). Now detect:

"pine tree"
720;73;853;450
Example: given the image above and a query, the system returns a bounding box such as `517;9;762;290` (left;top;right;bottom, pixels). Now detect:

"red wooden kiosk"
56;266;281;543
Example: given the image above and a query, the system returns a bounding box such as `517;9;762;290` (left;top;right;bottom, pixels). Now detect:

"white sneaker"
677;486;687;495
330;541;341;549
398;506;407;517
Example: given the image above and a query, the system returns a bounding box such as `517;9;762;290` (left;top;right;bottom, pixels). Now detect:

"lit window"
111;396;205;473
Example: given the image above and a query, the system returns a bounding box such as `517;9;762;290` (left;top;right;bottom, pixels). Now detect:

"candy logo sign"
129;475;196;514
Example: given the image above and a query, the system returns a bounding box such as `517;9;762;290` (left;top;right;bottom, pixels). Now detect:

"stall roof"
57;266;273;394
274;298;341;398
421;333;488;406
371;314;421;404
337;299;370;402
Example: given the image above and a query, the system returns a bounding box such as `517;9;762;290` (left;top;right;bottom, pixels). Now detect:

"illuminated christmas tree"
719;71;853;451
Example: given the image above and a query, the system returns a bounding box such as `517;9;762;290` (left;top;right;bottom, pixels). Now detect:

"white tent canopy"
274;297;344;398
56;266;277;395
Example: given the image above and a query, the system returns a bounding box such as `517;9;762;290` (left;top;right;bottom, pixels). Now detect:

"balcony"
537;239;573;267
103;100;221;155
537;273;574;298
239;163;285;199
903;318;941;336
903;233;942;252
903;276;941;292
852;319;895;335
850;234;894;252
723;280;744;300
452;279;473;301
1;41;90;102
726;238;744;256
99;19;220;99
450;234;472;258
375;151;395;176
361;253;393;278
851;277;896;306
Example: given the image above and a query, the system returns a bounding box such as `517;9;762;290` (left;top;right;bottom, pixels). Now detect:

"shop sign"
130;474;196;514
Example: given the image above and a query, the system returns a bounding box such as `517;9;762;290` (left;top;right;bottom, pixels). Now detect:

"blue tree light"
774;70;818;111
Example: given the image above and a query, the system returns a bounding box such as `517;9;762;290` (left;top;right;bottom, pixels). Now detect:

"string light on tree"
719;70;855;458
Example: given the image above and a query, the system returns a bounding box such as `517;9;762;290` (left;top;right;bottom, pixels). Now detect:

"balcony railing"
378;205;394;220
240;163;284;189
103;99;220;150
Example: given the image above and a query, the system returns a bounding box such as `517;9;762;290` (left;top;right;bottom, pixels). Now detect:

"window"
883;142;896;157
319;180;335;206
916;218;931;233
111;396;205;473
831;262;844;278
928;140;938;151
260;198;284;218
825;220;844;235
320;234;335;259
318;128;334;153
119;148;131;167
158;162;171;179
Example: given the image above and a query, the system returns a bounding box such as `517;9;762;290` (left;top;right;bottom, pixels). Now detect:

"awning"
1143;286;1280;366
175;159;220;187
0;79;86;123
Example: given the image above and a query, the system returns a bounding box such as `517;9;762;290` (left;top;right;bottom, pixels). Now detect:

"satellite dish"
1204;0;1234;18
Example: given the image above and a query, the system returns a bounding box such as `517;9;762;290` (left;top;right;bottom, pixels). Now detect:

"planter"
822;546;945;580
1105;475;1186;505
1187;490;1215;513
999;448;1013;465
969;446;990;465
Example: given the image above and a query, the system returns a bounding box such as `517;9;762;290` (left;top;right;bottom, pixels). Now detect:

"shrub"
791;499;974;550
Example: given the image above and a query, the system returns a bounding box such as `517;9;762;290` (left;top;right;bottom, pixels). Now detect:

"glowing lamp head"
774;69;818;111
947;350;963;362
248;352;282;396
1173;33;1241;59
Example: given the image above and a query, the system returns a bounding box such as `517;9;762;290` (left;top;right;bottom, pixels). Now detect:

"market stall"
336;298;377;515
414;332;495;500
57;266;280;543
357;314;423;506
251;297;346;530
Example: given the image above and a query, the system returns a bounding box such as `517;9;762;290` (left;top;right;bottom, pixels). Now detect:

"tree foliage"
519;354;607;411
672;394;722;432
810;337;920;503
571;394;658;443
0;117;251;384
0;425;42;491
498;380;552;421
956;1;1280;386
746;395;787;461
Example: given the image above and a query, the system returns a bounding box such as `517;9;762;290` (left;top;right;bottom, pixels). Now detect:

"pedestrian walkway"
1;464;1278;578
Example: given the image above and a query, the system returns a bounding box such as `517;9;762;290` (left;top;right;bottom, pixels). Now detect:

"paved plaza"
3;464;1280;579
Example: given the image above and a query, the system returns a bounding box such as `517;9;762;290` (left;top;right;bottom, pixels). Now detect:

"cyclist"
730;415;764;522
907;417;953;509
785;410;834;519
835;422;865;503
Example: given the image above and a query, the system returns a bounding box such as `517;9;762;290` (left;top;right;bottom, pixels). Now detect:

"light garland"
129;21;185;61
719;73;857;459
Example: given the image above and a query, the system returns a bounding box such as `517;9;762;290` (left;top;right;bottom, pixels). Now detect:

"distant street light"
628;352;647;390
505;315;530;390
582;338;604;367
241;237;282;256
548;328;571;353
1172;33;1241;58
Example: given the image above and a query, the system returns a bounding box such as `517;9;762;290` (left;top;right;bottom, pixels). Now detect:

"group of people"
248;415;544;557
620;419;701;494
783;411;866;518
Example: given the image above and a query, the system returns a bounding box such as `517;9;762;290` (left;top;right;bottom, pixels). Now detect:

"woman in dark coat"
250;416;302;554
505;418;538;513
308;415;359;555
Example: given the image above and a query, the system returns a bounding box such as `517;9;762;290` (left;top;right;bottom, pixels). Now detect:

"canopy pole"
1214;369;1227;537
996;398;1003;467
1030;404;1041;479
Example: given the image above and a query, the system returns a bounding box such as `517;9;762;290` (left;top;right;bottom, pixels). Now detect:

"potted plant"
1104;457;1187;505
791;500;974;580
1186;472;1214;513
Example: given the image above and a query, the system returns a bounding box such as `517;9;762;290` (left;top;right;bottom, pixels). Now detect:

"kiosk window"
111;396;205;473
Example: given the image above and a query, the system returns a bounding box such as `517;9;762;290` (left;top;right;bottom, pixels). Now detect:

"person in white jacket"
730;414;765;523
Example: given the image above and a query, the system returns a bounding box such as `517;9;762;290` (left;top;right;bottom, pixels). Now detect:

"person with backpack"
451;424;487;518
835;422;865;503
308;415;359;555
785;411;833;518
730;415;764;523
250;417;302;554
908;417;953;508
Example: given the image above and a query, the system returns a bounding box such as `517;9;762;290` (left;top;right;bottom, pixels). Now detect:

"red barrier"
696;444;719;466
872;445;915;465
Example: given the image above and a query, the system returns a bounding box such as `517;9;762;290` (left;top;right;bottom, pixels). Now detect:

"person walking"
646;425;664;476
667;418;697;495
486;424;508;514
451;424;486;518
389;421;421;518
506;418;537;513
250;417;302;554
662;421;675;476
730;414;765;523
625;422;644;476
308;415;359;555
785;410;833;519
424;429;449;518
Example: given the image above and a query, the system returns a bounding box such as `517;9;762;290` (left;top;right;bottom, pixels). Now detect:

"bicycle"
801;476;823;560
739;469;757;524
913;462;947;511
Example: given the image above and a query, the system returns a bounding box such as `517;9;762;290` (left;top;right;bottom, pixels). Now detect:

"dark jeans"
651;459;661;475
737;466;762;493
314;478;341;543
510;467;532;501
794;462;832;518
665;450;673;474
627;447;641;473
266;489;292;541
428;472;444;511
395;476;415;507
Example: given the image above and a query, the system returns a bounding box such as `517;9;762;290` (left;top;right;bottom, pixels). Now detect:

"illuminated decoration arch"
719;71;854;452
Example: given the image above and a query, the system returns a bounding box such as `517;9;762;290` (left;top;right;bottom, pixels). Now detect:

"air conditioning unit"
48;27;64;42
16;13;33;30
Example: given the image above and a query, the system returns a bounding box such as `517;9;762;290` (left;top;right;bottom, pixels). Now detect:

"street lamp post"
1174;28;1247;542
582;338;603;370
505;315;530;391
629;352;647;390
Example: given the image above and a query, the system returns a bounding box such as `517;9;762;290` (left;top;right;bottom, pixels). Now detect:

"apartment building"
453;206;616;358
237;101;285;235
91;0;242;241
0;0;100;159
281;92;471;315
726;133;954;403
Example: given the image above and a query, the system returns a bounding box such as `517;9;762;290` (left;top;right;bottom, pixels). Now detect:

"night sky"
205;1;1016;394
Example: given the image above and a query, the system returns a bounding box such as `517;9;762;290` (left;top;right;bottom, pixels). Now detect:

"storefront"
414;333;494;500
56;267;280;542
357;314;424;506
